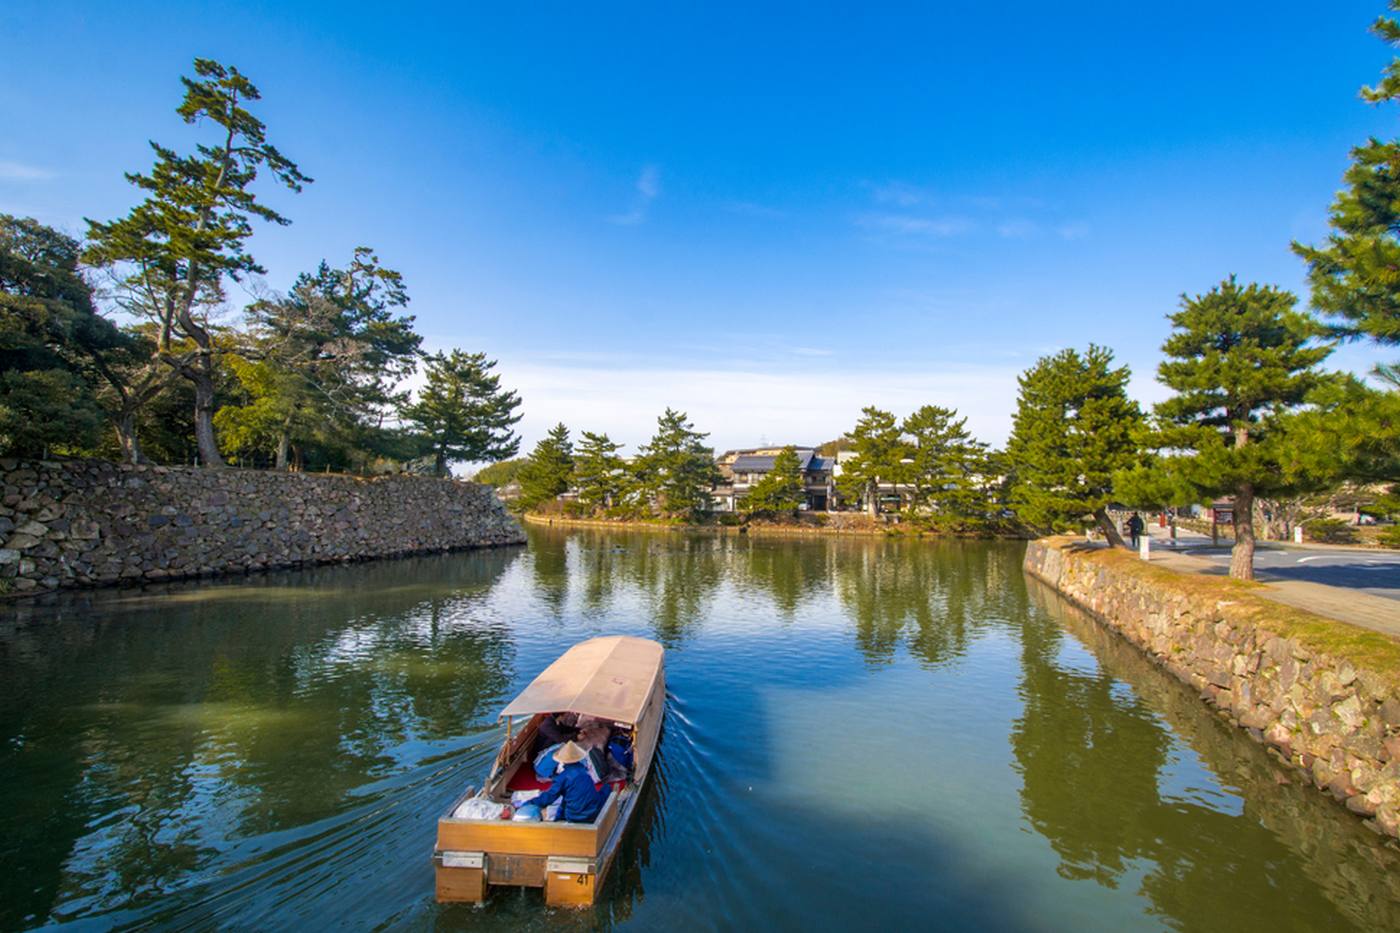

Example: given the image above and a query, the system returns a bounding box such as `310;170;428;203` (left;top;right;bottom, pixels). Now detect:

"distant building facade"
711;446;836;511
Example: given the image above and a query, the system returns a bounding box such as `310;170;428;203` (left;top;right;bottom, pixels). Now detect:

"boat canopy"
498;636;664;725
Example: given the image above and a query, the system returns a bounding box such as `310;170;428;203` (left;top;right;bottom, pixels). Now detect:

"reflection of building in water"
1020;580;1400;931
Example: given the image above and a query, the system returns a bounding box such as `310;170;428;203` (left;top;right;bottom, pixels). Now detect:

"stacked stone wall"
1025;537;1400;840
0;458;525;594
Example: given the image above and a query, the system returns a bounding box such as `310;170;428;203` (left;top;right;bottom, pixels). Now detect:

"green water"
2;527;1398;931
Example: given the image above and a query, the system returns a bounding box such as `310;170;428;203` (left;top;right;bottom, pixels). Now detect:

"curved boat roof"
499;636;664;724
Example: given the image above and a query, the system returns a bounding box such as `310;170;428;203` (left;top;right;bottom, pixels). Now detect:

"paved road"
1173;543;1400;602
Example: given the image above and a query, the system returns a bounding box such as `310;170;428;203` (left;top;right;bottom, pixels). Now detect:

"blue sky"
1;2;1394;457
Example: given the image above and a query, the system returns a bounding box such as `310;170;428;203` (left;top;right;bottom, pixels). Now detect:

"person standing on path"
1127;513;1144;550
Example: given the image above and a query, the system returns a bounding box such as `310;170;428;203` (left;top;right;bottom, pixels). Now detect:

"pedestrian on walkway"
1127;513;1144;549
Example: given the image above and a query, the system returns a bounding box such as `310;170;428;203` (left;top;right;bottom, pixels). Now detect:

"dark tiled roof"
732;449;817;473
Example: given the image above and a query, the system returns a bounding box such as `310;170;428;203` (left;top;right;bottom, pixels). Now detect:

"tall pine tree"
902;405;991;532
1126;278;1333;579
572;431;628;513
635;408;718;520
835;407;907;517
402;350;521;477
1005;345;1143;545
85;59;311;467
517;423;574;511
1294;3;1400;346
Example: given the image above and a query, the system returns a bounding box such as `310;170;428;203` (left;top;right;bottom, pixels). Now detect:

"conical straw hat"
554;740;588;764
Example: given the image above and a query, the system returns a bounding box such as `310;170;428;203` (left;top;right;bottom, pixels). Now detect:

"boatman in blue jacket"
523;740;611;823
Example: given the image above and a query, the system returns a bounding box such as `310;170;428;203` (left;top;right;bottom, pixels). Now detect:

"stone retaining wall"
0;458;525;594
1025;537;1400;840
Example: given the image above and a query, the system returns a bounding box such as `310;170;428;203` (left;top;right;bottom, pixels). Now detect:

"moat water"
3;527;1398;931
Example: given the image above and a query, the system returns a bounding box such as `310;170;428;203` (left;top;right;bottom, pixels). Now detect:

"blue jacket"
525;762;611;823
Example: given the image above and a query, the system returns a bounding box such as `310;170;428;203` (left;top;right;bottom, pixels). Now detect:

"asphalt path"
1176;544;1400;602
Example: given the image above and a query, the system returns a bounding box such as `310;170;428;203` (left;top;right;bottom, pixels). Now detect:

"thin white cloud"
494;356;1026;457
724;200;787;219
997;219;1037;238
608;164;661;225
1057;222;1090;240
856;212;972;237
865;180;933;207
0;160;55;181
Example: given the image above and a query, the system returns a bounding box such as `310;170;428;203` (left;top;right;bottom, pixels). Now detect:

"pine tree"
1293;3;1400;346
743;445;805;513
402;350;521;477
1126;278;1333;579
517;423;574;511
1005;345;1143;545
572;431;628;513
835;407;907;517
85;59;311;467
902;405;991;532
1290;8;1400;497
227;248;421;469
635;408;719;519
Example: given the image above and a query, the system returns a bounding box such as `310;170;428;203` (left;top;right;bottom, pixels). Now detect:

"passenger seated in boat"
521;741;611;823
532;712;578;755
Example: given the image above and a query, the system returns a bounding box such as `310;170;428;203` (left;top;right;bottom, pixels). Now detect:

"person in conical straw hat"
522;738;610;822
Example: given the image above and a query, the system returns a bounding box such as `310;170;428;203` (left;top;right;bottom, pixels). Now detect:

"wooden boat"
433;635;665;907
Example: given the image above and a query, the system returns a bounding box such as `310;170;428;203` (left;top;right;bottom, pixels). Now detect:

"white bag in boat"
453;795;506;820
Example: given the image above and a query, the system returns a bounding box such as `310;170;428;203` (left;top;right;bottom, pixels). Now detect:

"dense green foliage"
1005;345;1144;543
516;423;574;511
471;458;526;487
0;216;128;455
901;405;993;531
742;445;805;513
218;248;421;470
1121;279;1334;578
572;431;628;512
1294;4;1400;346
834;407;906;516
633;408;719;519
403;351;521;477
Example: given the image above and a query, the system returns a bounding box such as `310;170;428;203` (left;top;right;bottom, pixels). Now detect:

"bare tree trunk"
114;412;146;465
187;357;225;468
276;430;290;471
1093;506;1128;548
1231;482;1256;580
866;481;878;518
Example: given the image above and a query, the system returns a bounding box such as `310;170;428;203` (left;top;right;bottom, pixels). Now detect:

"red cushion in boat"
506;765;553;792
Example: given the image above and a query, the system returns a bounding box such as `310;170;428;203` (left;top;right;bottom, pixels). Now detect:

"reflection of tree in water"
529;531;571;616
0;548;520;928
629;537;723;646
834;539;1024;667
1016;580;1399;932
730;537;829;619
